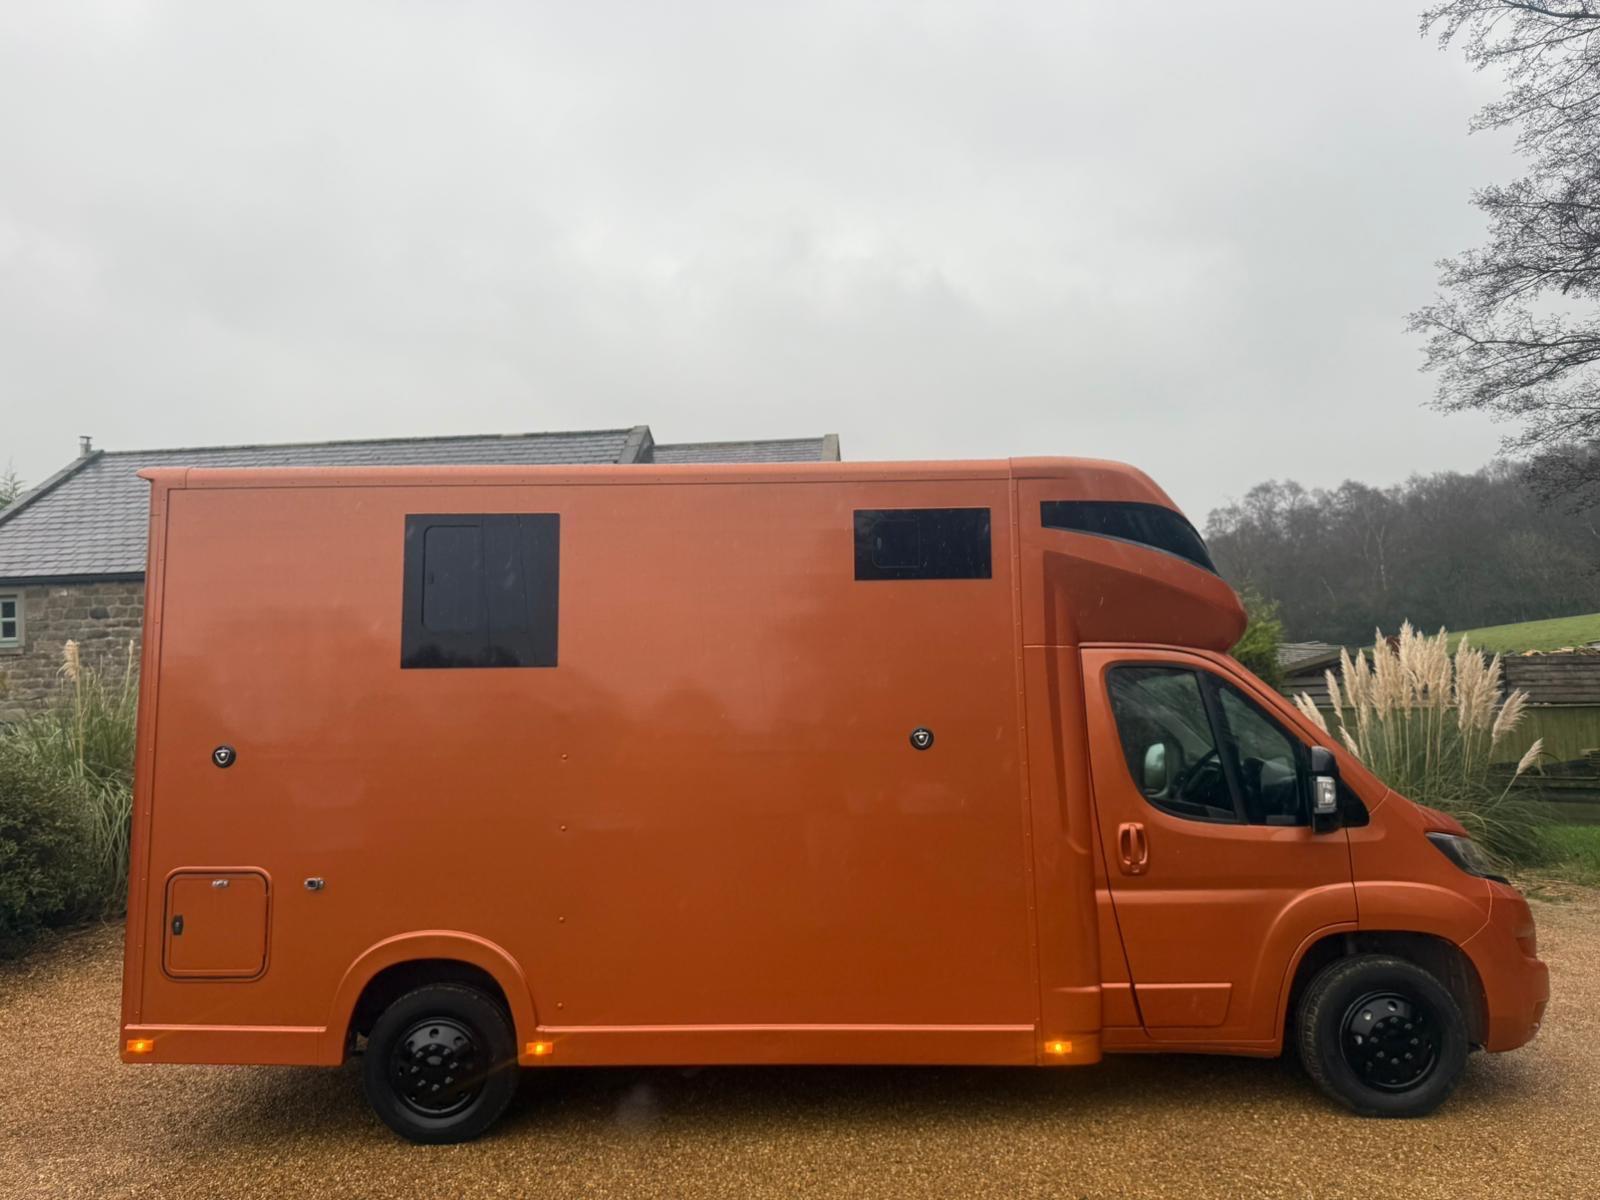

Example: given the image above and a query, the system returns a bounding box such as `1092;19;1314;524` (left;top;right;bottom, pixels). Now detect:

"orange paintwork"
119;457;1546;1073
1083;647;1357;1047
162;870;270;979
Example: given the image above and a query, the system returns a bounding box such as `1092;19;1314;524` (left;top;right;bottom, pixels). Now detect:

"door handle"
1118;822;1149;875
171;914;184;936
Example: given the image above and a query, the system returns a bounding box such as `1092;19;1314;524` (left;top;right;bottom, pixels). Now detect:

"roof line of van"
138;457;1178;508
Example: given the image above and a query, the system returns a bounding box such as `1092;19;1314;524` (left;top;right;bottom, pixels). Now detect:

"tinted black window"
422;525;484;633
402;514;559;669
1041;500;1214;572
854;508;991;580
1107;667;1238;822
1105;666;1311;825
1215;683;1307;825
871;515;922;569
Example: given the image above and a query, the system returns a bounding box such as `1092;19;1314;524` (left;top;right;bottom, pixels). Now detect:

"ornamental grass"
1293;623;1546;867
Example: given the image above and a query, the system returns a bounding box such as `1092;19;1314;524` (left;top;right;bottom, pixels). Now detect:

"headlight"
1426;832;1509;884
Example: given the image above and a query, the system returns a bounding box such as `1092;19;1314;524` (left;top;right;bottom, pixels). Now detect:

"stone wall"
0;581;145;722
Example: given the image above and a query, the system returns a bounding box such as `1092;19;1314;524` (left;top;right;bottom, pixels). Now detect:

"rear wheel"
1295;954;1468;1118
362;983;520;1143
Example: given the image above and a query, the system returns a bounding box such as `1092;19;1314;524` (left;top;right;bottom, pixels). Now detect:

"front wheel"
1295;954;1468;1118
362;983;520;1143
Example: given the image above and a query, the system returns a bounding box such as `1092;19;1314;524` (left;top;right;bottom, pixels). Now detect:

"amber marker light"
1045;1040;1072;1056
126;1038;155;1055
526;1040;554;1058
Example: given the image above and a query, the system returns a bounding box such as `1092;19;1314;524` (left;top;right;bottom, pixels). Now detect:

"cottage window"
0;594;19;648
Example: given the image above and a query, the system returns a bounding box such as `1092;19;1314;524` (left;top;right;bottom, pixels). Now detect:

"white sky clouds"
0;0;1519;521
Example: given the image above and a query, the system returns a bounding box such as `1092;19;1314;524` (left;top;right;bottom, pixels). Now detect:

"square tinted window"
402;514;559;669
854;508;991;580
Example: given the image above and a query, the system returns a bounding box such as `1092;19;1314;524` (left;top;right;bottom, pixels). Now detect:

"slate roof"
0;427;838;582
651;436;840;464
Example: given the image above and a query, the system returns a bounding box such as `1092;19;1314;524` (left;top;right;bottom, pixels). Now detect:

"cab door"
1082;648;1355;1046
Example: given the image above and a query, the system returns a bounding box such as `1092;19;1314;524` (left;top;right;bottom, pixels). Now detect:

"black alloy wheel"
1295;953;1469;1118
362;983;521;1143
1338;990;1443;1092
388;1015;486;1118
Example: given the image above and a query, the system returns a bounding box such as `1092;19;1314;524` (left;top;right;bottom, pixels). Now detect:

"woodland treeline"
1205;457;1600;644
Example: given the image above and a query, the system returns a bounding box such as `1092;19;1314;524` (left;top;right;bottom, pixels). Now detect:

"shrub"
1293;623;1547;867
6;640;139;925
1231;587;1285;688
0;741;94;956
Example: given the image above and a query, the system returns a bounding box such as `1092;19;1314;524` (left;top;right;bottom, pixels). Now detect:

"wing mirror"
1141;742;1169;794
1309;745;1340;833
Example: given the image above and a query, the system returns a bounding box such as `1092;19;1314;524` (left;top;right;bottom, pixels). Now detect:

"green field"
1451;611;1600;654
1545;825;1600;886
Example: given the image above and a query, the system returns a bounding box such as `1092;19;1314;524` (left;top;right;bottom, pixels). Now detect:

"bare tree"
1411;2;1600;498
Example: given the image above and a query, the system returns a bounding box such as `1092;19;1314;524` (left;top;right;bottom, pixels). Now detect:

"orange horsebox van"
119;457;1548;1141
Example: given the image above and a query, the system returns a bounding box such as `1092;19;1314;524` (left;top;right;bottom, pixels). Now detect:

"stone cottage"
0;426;839;721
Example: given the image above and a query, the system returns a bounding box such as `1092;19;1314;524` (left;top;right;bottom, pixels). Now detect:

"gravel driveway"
4;888;1596;1200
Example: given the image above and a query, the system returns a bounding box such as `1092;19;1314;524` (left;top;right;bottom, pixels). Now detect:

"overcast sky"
0;1;1519;523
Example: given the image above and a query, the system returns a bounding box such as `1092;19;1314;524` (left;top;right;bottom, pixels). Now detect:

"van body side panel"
120;471;178;1040
1003;481;1050;1060
1019;645;1104;1055
514;1024;1036;1067
128;475;1035;1064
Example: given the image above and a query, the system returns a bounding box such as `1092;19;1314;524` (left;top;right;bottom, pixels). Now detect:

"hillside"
1452;612;1600;654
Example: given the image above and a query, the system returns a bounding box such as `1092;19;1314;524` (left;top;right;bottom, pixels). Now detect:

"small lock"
304;877;325;892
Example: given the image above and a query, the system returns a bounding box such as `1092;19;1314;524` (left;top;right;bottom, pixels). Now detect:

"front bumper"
1461;881;1549;1052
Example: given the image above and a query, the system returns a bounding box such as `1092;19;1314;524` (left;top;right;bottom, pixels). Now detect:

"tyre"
1295;954;1468;1118
362;983;520;1143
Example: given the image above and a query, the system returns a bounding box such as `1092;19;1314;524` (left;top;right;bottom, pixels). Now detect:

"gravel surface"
3;889;1597;1200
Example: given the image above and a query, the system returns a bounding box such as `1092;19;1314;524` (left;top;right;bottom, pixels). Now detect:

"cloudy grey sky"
0;0;1517;522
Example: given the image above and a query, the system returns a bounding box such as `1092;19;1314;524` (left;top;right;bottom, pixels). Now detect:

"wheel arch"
323;931;538;1062
1281;929;1488;1047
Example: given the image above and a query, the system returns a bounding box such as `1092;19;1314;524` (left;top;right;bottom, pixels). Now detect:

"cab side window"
1215;683;1307;826
1106;666;1310;826
1106;667;1237;822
